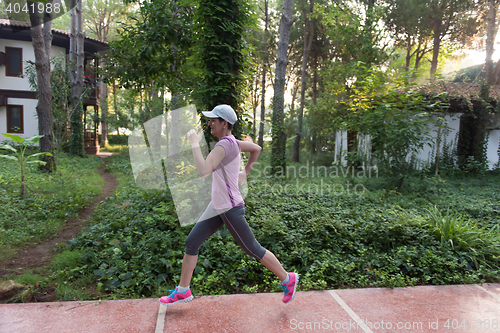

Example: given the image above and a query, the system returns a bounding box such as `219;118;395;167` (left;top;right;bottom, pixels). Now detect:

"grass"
0;151;104;262
99;144;129;153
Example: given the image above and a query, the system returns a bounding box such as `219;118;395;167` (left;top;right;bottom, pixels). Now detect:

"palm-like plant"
0;133;53;196
426;206;500;269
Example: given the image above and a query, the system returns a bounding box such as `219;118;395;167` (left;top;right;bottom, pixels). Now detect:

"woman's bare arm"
191;145;225;178
237;140;262;177
187;129;226;178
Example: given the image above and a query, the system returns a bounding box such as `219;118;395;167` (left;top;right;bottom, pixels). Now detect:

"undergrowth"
47;150;499;301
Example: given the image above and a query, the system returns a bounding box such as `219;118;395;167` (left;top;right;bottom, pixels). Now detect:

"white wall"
330;113;499;170
0;39;35;91
487;130;500;169
0;39;66;91
3;98;39;138
413;113;462;168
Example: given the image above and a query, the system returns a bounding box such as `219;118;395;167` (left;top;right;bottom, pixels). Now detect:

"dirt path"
0;156;119;281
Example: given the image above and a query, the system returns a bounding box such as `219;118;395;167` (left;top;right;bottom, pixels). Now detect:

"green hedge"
107;134;129;146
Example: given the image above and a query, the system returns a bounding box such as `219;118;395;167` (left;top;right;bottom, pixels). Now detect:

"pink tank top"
212;135;244;209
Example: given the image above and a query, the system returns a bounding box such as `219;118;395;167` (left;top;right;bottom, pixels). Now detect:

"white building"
334;110;500;170
0;19;108;153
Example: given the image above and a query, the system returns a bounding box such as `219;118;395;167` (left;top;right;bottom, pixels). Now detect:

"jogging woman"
159;104;299;306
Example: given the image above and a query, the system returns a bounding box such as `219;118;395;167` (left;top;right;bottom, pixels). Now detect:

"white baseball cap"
201;104;237;125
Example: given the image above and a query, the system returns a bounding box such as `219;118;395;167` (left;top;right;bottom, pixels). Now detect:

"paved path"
1;284;499;332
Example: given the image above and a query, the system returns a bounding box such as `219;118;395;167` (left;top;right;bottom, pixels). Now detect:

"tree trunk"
113;80;119;135
258;66;267;148
29;1;55;172
252;77;259;139
414;38;427;69
169;92;183;157
311;48;318;154
485;0;498;86
430;19;442;77
293;0;314;163
289;78;300;138
258;0;269;149
94;6;113;149
471;0;500;166
100;62;108;148
405;34;412;73
69;0;85;156
271;0;295;174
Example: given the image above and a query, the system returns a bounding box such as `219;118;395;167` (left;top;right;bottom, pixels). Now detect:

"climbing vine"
192;0;257;141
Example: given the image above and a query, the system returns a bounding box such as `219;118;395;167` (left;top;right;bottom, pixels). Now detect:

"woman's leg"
221;206;287;281
179;253;198;287
259;250;287;282
180;204;224;288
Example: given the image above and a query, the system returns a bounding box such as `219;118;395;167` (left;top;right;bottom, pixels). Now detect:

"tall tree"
249;77;260;139
83;0;128;42
104;1;193;89
474;0;499;166
484;0;498;87
82;0;130;148
194;0;255;140
427;0;479;76
271;0;296;174
258;0;270;148
292;0;314;162
103;0;195;141
69;0;86;156
313;2;387;162
384;0;433;73
305;2;331;154
28;1;56;171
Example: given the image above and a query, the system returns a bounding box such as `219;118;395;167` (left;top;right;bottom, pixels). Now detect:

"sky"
442;48;495;74
442;29;500;74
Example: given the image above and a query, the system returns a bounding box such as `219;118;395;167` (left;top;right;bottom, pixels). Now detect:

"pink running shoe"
279;273;299;304
159;287;193;306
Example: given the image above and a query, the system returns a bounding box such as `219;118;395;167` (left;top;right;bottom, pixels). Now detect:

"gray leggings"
185;204;267;260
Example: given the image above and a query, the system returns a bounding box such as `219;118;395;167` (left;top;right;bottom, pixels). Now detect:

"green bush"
426;206;500;269
107;134;129;146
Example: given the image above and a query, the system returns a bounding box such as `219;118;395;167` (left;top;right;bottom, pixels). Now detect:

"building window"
7;105;24;133
5;47;23;77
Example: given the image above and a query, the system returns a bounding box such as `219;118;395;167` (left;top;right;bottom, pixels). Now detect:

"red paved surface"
334;284;500;333
164;291;363;333
1;284;499;333
0;298;159;333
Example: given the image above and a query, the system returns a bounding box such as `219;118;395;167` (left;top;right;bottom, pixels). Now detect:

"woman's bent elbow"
199;170;211;178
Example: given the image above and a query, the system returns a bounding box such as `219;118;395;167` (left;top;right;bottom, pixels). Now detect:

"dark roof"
417;81;500;100
0;19;108;54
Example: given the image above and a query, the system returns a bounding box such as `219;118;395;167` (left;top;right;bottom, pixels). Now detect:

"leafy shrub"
0;133;53;196
426;206;500;269
107;135;129;146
